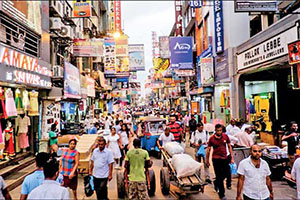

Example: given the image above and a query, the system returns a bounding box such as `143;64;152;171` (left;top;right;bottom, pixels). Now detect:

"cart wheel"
117;170;126;198
160;167;170;195
147;169;156;197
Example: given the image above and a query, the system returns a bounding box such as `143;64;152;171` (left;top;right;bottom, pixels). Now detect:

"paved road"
10;145;298;199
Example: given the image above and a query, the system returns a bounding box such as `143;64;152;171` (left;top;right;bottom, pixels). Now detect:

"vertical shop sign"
104;38;116;74
152;31;160;59
200;58;214;85
87;76;95;97
110;1;115;31
114;1;121;32
129;44;145;71
174;0;183;37
159;36;171;59
64;61;81;99
213;0;224;54
169;37;193;70
73;0;92;18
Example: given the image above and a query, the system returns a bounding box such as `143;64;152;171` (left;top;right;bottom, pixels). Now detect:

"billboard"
104;38;116;74
235;0;277;12
73;0;92;18
169;37;193;70
214;0;224;54
114;1;122;32
73;39;104;57
288;40;300;65
116;57;129;73
64;61;81;99
159;36;171;58
129;44;145;71
200;58;214;85
115;35;128;57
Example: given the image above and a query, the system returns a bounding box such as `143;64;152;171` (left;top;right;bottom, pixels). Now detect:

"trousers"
212;158;228;198
93;177;108;200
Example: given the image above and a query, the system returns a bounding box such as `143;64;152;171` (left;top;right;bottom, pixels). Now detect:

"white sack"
171;154;202;178
164;142;184;156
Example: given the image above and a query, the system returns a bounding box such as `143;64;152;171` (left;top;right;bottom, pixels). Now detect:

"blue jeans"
243;194;270;200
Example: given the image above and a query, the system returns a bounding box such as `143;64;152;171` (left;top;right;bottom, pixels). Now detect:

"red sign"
174;0;183;37
288;40;300;65
114;1;122;32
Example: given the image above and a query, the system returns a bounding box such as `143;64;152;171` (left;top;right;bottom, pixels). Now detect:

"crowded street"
1;0;300;200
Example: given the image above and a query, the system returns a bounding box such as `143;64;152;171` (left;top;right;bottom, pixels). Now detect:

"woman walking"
119;124;131;167
107;127;122;169
60;139;79;200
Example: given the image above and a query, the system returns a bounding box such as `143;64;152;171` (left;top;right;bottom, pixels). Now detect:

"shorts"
128;181;150;200
62;175;78;190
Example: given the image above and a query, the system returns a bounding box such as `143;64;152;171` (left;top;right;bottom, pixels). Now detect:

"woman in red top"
59;139;80;200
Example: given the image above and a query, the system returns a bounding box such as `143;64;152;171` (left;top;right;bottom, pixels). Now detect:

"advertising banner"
174;0;183;36
215;49;229;81
116;57;129;73
73;0;92;18
200;58;214;85
159;36;170;58
73;39;104;57
128;44;145;71
64;61;81;99
114;1;121;32
87;76;95;97
104;38;116;74
169;37;193;70
115;35;128;57
80;75;87;98
288;40;300;65
214;0;224;53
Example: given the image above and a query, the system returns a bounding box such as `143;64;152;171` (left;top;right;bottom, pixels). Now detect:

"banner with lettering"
104;38;116;74
64;61;81;99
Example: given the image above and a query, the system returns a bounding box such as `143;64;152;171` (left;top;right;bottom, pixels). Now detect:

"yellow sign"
73;0;92;18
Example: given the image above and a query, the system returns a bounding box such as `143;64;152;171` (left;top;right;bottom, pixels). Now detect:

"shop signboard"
288;40;300;65
189;0;202;8
73;39;104;57
64;61;81;99
174;0;183;37
235;0;277;12
116;77;129;82
115;35;128;57
237;26;298;71
214;0;224;54
104;38;116;74
73;0;92;18
80;75;87;98
116;56;129;73
175;69;195;77
0;45;51;88
200;57;214;85
110;1;115;31
87;76;95;97
215;49;229;81
128;44;145;71
114;0;122;32
159;36;171;58
169;37;193;70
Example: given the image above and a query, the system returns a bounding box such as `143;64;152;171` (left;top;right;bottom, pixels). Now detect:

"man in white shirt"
236;144;273;200
230;121;243;136
157;127;174;148
28;159;69;200
235;127;254;148
190;123;210;182
292;157;300;199
226;119;236;134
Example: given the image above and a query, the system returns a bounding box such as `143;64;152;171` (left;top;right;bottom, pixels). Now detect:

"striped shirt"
167;122;182;142
61;149;78;176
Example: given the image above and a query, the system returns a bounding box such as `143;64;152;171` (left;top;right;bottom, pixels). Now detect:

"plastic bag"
171;154;202;178
84;175;94;197
197;144;207;158
230;163;237;175
164;142;184;156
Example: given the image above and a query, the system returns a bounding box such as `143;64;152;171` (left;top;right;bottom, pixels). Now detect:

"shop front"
0;45;52;158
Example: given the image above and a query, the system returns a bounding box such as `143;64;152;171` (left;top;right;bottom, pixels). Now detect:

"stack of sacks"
171;154;202;178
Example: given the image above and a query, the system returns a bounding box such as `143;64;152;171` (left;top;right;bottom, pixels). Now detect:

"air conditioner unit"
50;17;62;31
53;65;64;78
83;18;92;30
60;25;74;39
50;0;63;18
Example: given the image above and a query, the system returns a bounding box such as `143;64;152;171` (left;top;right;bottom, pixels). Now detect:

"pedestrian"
235;127;254;148
107;127;122;169
292;156;300;199
226;119;236;134
89;136;114;200
0;176;11;200
28;158;69;199
119;124;131;167
157;126;175;149
206;124;234;199
189;115;197;136
20;152;50;200
167;115;183;143
48;124;58;146
59;139;79;200
125;138;151;200
229;121;243;136
282;121;299;169
85;116;92;133
114;120;121;134
236;144;273;200
190;123;211;183
88;123;100;134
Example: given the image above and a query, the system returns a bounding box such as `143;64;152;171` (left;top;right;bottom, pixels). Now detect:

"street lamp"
113;31;121;38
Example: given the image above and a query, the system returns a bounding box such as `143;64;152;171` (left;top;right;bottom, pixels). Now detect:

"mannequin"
16;113;30;152
4;120;15;160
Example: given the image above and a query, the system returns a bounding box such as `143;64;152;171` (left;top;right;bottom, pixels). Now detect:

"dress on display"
28;91;39;116
5;89;17;117
15;89;23;114
107;134;121;159
17;116;30;149
4;128;15;156
22;90;30;111
0;88;7;119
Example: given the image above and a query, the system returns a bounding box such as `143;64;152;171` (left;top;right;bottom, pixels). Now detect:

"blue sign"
189;0;202;8
213;0;224;54
197;57;201;88
116;77;129;82
169;37;193;70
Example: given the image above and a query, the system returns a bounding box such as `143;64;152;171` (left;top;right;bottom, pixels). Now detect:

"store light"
113;31;121;38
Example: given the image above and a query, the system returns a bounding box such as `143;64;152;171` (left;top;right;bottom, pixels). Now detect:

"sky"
122;1;175;97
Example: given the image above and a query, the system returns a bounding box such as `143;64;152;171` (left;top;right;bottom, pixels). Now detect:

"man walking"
167;115;183;143
282;121;299;169
89;136;114;200
125;138;151;200
236;144;273;200
206;124;234;199
189;115;197;136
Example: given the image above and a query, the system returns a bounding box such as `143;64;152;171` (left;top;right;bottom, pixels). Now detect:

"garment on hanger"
22;90;30;111
17;115;30;149
0;88;7;119
28;91;39;116
4;128;15;156
5;88;17;117
15;89;23;114
220;90;226;107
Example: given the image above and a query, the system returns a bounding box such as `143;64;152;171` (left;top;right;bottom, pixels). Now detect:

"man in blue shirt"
88;123;100;134
20;152;49;200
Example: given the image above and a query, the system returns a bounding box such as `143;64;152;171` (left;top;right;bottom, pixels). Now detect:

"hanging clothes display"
220;90;226;107
4;127;15;156
17;115;30;149
22;90;30;111
15;89;23;114
5;88;17;117
28;91;39;116
0;88;7;119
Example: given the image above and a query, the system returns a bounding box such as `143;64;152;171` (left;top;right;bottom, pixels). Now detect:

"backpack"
84;175;94;197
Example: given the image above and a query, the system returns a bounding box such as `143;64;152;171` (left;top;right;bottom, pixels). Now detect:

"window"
250;15;262;37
